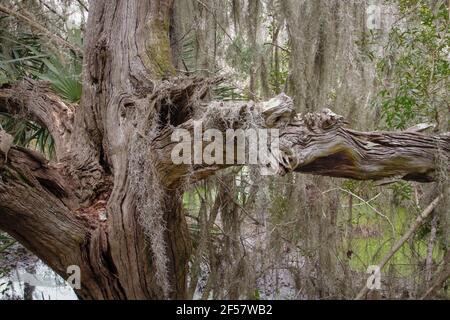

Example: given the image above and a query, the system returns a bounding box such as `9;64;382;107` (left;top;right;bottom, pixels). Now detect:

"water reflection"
1;260;77;300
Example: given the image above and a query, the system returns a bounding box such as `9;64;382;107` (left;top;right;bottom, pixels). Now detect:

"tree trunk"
1;0;190;300
0;0;448;300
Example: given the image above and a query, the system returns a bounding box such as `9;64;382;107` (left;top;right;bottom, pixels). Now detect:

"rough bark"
1;0;189;300
0;140;117;299
1;81;449;301
0;0;449;300
0;78;75;161
69;0;189;299
154;94;449;186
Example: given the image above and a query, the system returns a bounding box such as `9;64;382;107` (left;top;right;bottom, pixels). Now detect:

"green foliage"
225;36;255;75
0;31;47;84
369;0;449;129
0;233;15;253
180;34;196;73
0;27;83;157
388;181;413;203
38;56;82;103
67;28;83;49
342;180;359;193
343;206;445;275
252;289;261;300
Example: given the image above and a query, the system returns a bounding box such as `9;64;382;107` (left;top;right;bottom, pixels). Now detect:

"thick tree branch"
0;78;75;161
0;130;126;299
73;0;190;299
153;93;449;186
0;78;109;202
0;130;80;281
1;0;445;300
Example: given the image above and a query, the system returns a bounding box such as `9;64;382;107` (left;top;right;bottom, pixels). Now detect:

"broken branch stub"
154;91;449;185
259;93;295;128
0;130;13;167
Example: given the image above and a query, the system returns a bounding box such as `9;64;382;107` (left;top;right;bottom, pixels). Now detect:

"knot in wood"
260;93;295;128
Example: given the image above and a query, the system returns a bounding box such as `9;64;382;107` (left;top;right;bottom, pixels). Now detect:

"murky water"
0;260;77;300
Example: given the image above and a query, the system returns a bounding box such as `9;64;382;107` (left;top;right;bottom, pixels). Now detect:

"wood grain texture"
0;0;448;300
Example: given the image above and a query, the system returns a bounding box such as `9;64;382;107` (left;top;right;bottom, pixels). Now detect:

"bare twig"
355;195;442;300
324;187;395;237
0;3;83;56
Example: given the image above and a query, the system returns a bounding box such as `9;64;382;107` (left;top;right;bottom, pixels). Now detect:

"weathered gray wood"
0;78;74;161
154;93;449;186
0;0;448;300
